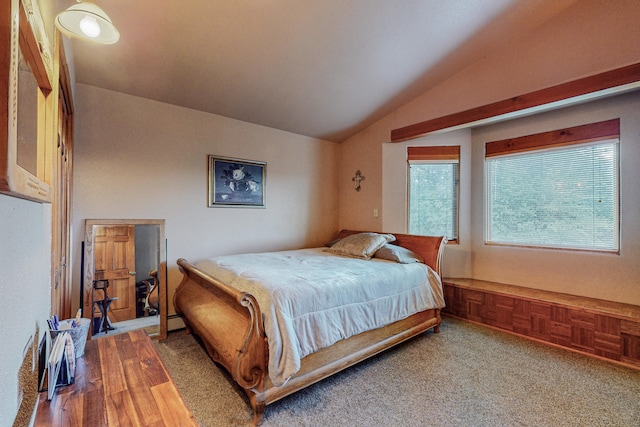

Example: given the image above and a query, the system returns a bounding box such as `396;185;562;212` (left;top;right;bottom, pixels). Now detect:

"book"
46;332;75;400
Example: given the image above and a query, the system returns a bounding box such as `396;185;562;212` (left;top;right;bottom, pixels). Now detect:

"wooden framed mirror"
83;219;167;340
1;0;54;202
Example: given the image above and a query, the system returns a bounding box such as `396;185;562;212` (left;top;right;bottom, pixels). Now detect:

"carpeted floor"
153;317;640;426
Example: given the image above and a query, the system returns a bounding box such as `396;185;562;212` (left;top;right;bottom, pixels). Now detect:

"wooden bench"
34;329;197;426
442;278;640;369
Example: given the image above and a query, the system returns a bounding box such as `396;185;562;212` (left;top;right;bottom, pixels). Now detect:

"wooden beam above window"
390;62;640;143
485;118;620;158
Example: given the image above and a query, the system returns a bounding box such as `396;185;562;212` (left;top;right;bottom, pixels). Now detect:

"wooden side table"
34;330;197;426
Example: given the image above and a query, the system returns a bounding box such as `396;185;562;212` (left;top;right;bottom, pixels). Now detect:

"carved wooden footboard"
174;231;446;425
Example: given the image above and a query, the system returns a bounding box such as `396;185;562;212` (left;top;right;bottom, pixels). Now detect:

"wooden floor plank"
151;381;199;426
134;336;170;388
105;389;142;427
122;357;165;425
34;330;196;426
99;336;128;395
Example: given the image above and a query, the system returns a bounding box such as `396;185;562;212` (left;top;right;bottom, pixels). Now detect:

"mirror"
16;46;39;176
1;0;53;202
83;219;167;340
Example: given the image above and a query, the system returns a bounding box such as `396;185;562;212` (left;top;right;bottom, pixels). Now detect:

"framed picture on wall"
208;155;266;207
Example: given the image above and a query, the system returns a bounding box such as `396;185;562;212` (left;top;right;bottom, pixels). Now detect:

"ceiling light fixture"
55;1;120;44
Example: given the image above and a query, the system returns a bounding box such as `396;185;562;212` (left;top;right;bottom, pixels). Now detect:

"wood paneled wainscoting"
442;279;640;369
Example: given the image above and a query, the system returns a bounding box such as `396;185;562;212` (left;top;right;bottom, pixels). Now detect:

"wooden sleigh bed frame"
174;230;446;425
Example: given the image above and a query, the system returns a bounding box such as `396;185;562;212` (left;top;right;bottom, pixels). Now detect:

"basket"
50;318;91;358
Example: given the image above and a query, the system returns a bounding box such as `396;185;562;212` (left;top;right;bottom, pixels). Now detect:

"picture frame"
208;155;266;207
1;0;55;203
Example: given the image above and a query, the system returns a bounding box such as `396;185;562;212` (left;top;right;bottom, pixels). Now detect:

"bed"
174;230;446;425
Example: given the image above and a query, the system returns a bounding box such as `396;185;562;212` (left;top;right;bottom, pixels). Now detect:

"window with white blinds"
408;146;459;241
485;119;620;252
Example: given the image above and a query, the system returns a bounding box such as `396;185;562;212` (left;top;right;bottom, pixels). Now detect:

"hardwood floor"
34;330;196;426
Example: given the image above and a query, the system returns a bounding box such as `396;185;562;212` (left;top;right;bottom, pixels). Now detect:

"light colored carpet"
153;317;640;427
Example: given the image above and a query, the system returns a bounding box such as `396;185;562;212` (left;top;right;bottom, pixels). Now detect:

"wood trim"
18;2;51;92
390;62;640;142
1;0;53;202
84;219;168;340
485;118;620;157
407;145;460;161
0;1;11;191
58;33;73;115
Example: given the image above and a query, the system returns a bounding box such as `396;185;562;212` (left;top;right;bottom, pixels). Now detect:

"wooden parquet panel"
443;279;640;369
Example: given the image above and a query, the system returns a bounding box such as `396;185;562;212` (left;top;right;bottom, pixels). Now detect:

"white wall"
340;0;640;305
339;0;640;234
0;1;56;424
469;91;640;305
0;196;51;426
71;85;339;324
382;129;473;278
381;91;640;305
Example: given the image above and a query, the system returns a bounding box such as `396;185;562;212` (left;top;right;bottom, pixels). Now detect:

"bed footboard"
174;258;268;391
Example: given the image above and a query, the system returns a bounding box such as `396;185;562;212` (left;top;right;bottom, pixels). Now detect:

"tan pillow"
374;243;424;264
326;232;395;260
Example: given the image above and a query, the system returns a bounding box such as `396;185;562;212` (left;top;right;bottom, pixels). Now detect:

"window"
485;119;620;252
408;146;459;241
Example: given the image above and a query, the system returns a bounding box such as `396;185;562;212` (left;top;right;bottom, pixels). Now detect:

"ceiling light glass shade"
55;2;120;44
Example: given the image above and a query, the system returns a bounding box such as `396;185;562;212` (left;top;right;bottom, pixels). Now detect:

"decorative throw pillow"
374;243;424;264
326;232;396;259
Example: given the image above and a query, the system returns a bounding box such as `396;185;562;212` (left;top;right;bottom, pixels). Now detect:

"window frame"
484;119;621;253
407;145;460;243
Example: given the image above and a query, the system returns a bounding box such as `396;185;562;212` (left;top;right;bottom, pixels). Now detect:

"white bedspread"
195;248;445;386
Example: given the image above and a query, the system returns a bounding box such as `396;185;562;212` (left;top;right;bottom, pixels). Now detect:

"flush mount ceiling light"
55;1;120;44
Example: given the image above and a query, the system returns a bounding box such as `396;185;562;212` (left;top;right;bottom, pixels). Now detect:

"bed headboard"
335;230;447;276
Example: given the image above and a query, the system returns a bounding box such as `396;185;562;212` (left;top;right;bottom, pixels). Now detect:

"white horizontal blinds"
408;146;460;240
485;119;620;251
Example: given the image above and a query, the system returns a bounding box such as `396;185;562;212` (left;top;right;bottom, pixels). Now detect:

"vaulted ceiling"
56;0;577;142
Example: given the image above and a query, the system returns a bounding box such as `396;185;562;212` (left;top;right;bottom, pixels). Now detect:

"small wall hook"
352;170;365;192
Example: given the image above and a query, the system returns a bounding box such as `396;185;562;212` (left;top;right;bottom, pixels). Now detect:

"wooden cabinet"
443;278;640;369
